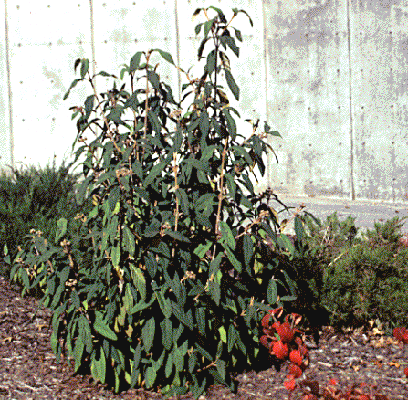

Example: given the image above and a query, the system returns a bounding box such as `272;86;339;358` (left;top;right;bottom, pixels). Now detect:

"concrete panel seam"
4;0;14;169
346;0;355;201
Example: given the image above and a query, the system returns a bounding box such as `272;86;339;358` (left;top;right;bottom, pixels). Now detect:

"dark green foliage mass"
8;7;308;397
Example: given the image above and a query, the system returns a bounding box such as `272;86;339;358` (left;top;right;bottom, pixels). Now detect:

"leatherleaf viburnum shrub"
10;7;309;397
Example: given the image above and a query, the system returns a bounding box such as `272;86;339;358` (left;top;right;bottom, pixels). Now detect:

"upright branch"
215;137;229;237
143;51;152;158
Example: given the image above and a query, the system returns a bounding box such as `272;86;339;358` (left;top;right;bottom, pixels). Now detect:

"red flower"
260;335;273;349
404;367;408;378
261;313;272;328
393;327;408;344
276;321;295;342
329;378;337;385
284;378;297;391
272;340;288;359
359;395;371;400
288;363;303;378
298;343;309;358
289;349;303;366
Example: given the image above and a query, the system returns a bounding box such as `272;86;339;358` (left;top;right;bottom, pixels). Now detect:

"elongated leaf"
80;58;89;79
199;110;210;136
56;218;68;242
164;230;191;243
209;280;221;305
111;246;120;268
294;216;305;243
224;247;242;273
194;240;212;259
145;365;157;388
225;69;239;100
122;225;135;256
63;78;81;100
156;290;172;318
223;109;236;138
195;307;206;335
243;235;254;268
144;162;165;186
94;314;118;341
203;19;213;38
161;318;173;350
132;268;146;300
147;109;161;134
277;234;296;256
219;221;235;250
130;51;142;72
130;298;154;314
154;48;174;64
267;279;278;305
227;324;237;353
206;50;216;74
74;337;84;372
216;359;226;381
142;317;155;352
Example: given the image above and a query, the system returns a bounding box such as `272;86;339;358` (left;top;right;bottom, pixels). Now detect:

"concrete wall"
265;0;408;203
1;0;408;204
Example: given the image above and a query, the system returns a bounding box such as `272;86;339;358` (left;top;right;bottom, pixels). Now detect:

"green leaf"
160;318;173;350
164;230;191;243
63;78;81;100
74;338;84;372
278;234;296;256
225;69;239;101
111;246;120;268
199;109;210;136
123;225;135;256
156;289;172;319
75;175;92;205
243;235;254;268
234;28;243;42
267;279;278;305
218;326;226;343
216;359;226;381
294;216;305;243
130;51;142;72
209;279;221;305
55;218;68;242
205;50;216;74
145;365;157;389
219;221;235;250
223;109;236;138
133;342;142;370
142;317;155;352
193;240;212;259
147;70;161;92
144;162;165;186
80;58;89;79
224;247;242;273
154;48;174;64
227;324;237;352
194;23;203;35
94;313;118;341
195;307;206;335
147;109;161;134
203;19;213;38
132;267;146;300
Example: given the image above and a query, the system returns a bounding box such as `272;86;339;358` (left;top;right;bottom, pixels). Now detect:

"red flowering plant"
392;326;408;380
260;307;309;391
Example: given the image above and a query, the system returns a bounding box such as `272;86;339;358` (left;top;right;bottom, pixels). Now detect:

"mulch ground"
0;271;407;400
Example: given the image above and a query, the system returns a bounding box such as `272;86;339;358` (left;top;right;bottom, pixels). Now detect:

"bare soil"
0;273;407;400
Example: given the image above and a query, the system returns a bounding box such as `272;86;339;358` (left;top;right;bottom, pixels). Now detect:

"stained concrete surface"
272;194;408;236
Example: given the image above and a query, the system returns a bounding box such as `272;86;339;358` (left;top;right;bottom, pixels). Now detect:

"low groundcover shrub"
7;7;313;397
0;160;90;277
